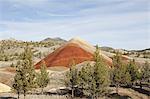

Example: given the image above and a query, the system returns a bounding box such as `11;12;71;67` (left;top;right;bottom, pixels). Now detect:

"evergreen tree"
13;61;22;99
127;59;140;85
112;52;131;94
78;46;110;98
78;63;94;98
36;61;49;94
141;61;150;83
92;45;110;98
13;45;36;99
64;61;78;98
112;51;122;68
0;44;4;61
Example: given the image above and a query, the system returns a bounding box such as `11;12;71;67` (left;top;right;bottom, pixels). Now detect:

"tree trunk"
116;84;119;94
92;95;95;99
92;92;95;99
17;91;20;99
41;88;44;94
24;91;26;99
131;82;134;88
81;84;83;97
140;81;142;89
71;87;74;99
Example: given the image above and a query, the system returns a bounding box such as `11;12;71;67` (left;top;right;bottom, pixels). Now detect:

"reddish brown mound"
35;43;94;69
35;38;113;69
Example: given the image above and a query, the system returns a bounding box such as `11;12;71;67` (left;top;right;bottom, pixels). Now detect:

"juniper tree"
13;45;36;99
13;61;22;99
13;57;30;99
78;46;110;99
78;63;96;98
65;61;78;98
127;59;140;86
0;44;4;61
23;46;36;88
112;52;131;94
36;61;49;94
92;45;110;98
112;63;131;93
112;51;122;68
141;61;150;83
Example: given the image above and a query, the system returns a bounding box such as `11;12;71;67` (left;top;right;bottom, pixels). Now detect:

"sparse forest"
0;39;149;99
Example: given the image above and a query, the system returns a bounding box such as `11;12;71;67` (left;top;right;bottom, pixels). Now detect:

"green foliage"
112;51;122;67
64;61;78;98
65;61;78;87
78;63;94;97
37;52;42;59
92;45;110;97
13;61;23;99
141;61;150;82
113;64;131;85
127;60;140;82
0;39;65;62
112;52;131;93
36;61;49;94
13;45;36;99
78;45;110;98
23;46;36;89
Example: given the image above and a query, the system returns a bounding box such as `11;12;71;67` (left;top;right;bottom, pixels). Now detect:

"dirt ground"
0;87;149;99
109;87;149;99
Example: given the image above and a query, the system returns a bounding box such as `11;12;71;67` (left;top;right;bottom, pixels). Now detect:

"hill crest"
35;37;112;69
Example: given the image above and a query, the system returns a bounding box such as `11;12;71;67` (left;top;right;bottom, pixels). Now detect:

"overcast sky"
0;0;149;50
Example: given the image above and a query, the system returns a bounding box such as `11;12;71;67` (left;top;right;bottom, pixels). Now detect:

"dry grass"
0;93;68;99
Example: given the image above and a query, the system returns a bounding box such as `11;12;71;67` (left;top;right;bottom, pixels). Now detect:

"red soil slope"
35;38;113;69
35;43;94;69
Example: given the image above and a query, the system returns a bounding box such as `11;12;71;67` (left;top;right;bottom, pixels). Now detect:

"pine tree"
113;64;131;93
78;63;94;97
141;61;150;83
64;61;78;98
112;51;122;68
127;59;140;86
13;45;36;99
78;45;110;98
0;45;4;61
13;58;30;99
112;52;131;94
65;46;110;98
13;61;22;99
93;46;110;98
36;60;49;94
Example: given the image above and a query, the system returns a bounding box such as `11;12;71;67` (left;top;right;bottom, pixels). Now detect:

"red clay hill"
35;37;113;69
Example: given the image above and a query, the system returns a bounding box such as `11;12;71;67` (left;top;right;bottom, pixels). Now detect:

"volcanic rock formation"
35;37;112;69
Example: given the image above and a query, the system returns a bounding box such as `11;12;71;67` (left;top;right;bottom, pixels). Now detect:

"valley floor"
0;87;149;99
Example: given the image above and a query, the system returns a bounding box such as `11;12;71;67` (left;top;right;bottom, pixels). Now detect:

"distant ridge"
41;37;66;43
